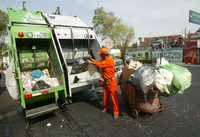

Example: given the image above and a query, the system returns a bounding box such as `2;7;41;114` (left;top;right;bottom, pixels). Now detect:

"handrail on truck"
53;24;93;30
10;21;49;27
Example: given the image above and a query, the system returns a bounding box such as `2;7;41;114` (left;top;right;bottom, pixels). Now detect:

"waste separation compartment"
7;9;68;118
44;14;101;96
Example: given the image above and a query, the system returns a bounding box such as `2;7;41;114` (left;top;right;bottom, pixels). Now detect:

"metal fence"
127;47;183;64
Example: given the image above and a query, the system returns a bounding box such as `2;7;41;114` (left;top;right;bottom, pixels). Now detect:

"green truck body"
7;9;68;118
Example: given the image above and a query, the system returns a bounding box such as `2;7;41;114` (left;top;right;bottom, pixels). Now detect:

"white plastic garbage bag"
128;60;143;70
139;66;155;94
154;68;174;94
129;66;155;94
4;62;19;101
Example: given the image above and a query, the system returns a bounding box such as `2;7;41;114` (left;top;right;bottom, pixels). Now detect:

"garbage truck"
7;9;68;119
43;14;101;96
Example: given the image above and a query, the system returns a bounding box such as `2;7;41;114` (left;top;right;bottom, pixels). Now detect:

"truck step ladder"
25;103;58;119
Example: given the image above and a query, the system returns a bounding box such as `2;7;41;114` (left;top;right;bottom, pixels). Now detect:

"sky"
0;0;199;39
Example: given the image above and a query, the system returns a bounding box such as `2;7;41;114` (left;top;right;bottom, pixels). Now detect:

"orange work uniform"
92;55;120;116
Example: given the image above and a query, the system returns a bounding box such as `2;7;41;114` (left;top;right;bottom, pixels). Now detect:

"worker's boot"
102;109;108;113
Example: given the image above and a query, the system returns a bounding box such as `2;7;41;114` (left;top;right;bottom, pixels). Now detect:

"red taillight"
41;89;48;95
18;32;24;38
24;92;32;100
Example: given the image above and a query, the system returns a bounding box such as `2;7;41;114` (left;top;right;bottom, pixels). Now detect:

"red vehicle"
183;41;198;64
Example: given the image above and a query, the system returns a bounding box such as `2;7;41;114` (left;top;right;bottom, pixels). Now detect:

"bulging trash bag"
129;65;173;95
154;68;174;95
129;66;156;94
4;61;19;101
128;60;143;70
139;66;156;94
161;64;192;95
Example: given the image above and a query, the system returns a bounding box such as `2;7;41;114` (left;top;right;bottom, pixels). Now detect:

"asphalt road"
0;66;200;137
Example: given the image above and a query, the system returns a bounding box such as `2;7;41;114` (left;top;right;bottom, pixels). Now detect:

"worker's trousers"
103;79;120;116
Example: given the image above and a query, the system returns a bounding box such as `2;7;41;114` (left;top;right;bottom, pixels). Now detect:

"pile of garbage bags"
128;60;192;97
22;69;59;91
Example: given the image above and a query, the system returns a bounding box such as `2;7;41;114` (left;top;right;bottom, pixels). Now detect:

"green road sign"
189;10;200;25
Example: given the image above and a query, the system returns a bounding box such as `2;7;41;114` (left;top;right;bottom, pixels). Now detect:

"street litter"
46;122;51;127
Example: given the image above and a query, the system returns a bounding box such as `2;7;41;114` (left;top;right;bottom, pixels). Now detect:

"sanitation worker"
88;47;120;119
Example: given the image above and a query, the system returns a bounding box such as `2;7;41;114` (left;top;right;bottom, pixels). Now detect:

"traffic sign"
189;10;200;25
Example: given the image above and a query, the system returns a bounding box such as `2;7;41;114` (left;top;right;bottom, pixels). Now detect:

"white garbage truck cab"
43;14;101;96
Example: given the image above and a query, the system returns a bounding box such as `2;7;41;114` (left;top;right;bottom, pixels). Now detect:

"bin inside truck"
15;38;65;108
59;39;95;74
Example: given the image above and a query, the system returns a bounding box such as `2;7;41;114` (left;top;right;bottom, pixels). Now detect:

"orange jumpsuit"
92;55;120;116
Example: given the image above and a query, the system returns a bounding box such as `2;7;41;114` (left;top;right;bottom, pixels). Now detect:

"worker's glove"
88;58;95;64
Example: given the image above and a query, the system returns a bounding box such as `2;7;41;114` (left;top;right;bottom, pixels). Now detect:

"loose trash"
46;123;51;127
22;68;59;91
32;80;51;90
31;69;44;80
70;57;89;74
128;60;143;70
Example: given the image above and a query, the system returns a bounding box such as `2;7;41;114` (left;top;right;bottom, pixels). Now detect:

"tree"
92;7;119;40
0;9;8;35
92;7;134;66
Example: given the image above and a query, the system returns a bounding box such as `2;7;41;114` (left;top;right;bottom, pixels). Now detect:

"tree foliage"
0;9;8;35
92;7;134;65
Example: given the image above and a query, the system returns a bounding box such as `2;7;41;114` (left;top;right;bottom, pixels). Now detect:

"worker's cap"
98;47;109;55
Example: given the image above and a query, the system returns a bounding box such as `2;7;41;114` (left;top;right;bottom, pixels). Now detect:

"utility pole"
22;1;27;11
54;6;61;15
